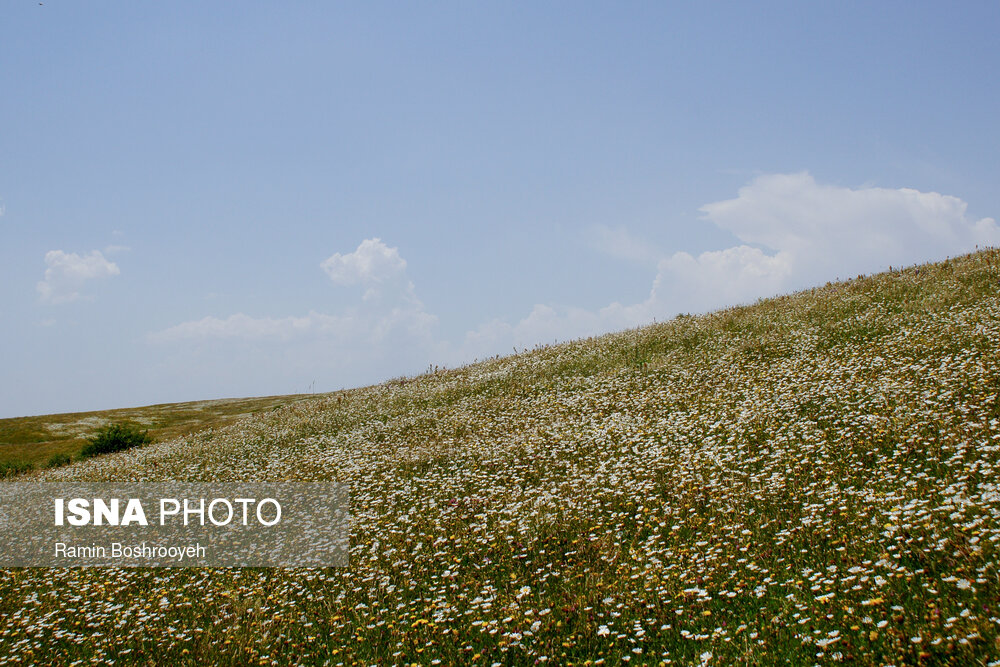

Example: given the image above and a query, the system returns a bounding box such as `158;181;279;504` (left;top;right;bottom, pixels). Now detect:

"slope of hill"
2;250;1000;665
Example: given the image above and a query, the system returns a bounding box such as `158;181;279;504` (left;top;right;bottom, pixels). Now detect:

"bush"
0;460;33;478
80;423;152;459
44;453;72;468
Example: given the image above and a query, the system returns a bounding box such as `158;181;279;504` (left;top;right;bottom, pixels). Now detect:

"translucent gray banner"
0;482;348;567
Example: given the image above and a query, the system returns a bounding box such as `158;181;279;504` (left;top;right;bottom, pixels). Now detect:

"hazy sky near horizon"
2;2;999;418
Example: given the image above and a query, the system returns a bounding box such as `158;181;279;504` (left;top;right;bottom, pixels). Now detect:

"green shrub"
80;423;152;459
0;460;33;478
44;453;72;468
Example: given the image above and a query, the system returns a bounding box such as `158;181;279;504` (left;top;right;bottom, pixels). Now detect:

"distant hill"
0;394;313;470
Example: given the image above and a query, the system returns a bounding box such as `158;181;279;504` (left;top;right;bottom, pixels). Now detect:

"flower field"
2;249;1000;665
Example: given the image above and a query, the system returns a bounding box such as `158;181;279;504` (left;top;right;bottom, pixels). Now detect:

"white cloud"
37;249;120;304
624;172;998;317
695;172;998;288
321;238;407;286
450;173;998;360
646;246;794;316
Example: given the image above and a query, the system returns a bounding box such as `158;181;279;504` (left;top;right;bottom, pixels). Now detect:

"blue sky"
2;2;999;418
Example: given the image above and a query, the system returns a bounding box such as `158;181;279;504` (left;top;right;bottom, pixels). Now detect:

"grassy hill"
2;250;999;665
0;395;313;471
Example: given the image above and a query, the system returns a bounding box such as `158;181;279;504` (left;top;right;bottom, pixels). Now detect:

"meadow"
1;249;999;665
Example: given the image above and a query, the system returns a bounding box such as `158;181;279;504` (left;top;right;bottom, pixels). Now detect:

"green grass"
1;249;999;665
0;460;33;479
43;452;71;469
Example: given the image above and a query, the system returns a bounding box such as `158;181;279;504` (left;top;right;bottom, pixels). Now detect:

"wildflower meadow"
2;249;999;665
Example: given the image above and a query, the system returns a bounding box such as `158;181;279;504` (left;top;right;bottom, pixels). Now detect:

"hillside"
2;249;1000;665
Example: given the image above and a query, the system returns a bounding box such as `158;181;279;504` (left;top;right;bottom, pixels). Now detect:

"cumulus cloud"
320;237;417;302
694;172;998;288
321;238;407;286
37;249;120;304
625;172;997;316
449;173;999;360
